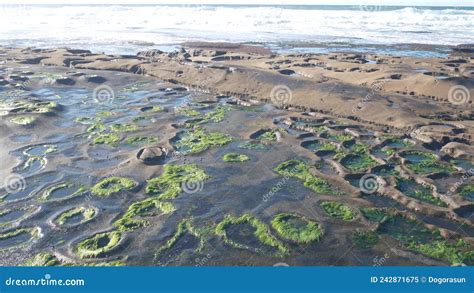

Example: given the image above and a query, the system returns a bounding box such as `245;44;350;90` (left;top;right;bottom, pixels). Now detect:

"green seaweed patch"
396;178;447;207
377;214;442;245
274;160;338;195
22;252;60;266
92;133;120;145
459;184;474;201
222;153;250;163
0;227;40;252
40;182;86;202
97;111;116;117
407;239;474;266
202;105;229;123
320;201;357;221
91;177;137;197
146;164;208;200
124;136;159;146
176;107;200;117
76;231;122;259
360;207;394;223
86;120;106;133
255;129;279;144
330;134;353;142
350;143;370;154
0;208;31;227
174;128;232;155
384;137;413;148
271;213;323;244
215;214;289;256
401;150;453;174
54;207;96;226
141;106;163;113
155;219;204;259
109;123;139;133
238;141;268;150
340;154;378;172
353;230;379;249
381;147;396;156
9;100;58;114
114;197;174;232
10;116;36;126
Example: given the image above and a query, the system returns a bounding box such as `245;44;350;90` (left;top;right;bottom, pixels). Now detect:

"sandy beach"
0;42;472;266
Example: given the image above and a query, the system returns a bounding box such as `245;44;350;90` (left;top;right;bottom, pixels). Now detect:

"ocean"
0;4;472;56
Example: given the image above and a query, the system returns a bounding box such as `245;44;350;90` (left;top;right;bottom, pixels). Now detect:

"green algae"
40;182;86;202
112;164;210;232
146;164;208;199
8;100;58;114
202;105;229;123
10;116;36;126
330;134;353;142
92;133;120;145
176;107;200;117
254;129;279;144
340;153;378;172
274;160;338;195
86;120;106;133
271;213;323;244
109;123;139;133
353;230;379;249
97;111;116;117
381;147;396;156
114;197;174;232
23;252;60;266
238;141;268;150
459;184;474;201
222;153;250;163
215;214;289;256
377;214;442;245
0;227;40;252
350;143;370;154
155;219;204;259
141;106;163;113
54;207;96;226
124;136;159;145
396;178;447;207
407;239;474;266
174;128;232;155
401;150;453;174
21;156;46;171
0;208;31;227
320;201;357;221
360;207;394;223
76;231;122;259
91;177;137;197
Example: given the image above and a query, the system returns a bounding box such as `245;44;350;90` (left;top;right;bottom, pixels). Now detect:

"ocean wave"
0;5;472;54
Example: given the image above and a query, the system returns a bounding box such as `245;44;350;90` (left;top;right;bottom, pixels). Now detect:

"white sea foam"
0;5;472;55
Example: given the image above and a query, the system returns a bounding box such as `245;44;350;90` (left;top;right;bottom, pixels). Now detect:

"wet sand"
0;44;473;266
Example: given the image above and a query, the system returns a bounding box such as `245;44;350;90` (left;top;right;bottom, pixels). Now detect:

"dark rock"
86;75;107;84
137;147;167;165
55;77;76;86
